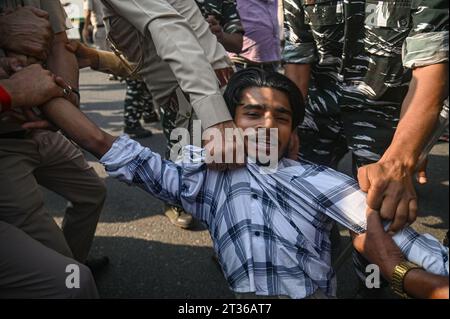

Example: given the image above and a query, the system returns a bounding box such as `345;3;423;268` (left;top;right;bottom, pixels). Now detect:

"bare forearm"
221;33;243;54
41;100;116;158
403;269;449;299
382;63;448;171
46;32;79;104
284;63;311;100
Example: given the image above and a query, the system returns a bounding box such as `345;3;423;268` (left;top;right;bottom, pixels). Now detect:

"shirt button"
254;231;260;237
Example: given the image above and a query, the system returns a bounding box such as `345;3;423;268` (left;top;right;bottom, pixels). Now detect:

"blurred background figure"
230;0;282;72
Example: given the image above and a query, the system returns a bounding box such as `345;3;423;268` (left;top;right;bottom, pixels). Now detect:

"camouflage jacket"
283;0;449;118
195;0;244;34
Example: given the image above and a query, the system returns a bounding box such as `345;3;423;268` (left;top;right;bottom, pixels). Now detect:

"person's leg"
0;138;73;258
123;79;153;138
0;221;98;298
141;83;160;124
298;111;348;169
32;130;106;263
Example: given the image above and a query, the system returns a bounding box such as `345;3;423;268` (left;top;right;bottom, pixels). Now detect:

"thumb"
365;208;384;234
65;40;79;53
416;158;428;184
357;165;371;193
28;6;49;19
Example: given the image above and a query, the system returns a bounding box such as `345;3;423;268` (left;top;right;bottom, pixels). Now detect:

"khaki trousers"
0;221;99;298
0;130;106;263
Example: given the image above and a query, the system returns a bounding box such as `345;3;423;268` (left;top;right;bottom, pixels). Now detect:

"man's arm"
45;31;79;106
353;209;449;299
357;0;449;233
282;0;315;100
41;101;205;214
0;64;65;110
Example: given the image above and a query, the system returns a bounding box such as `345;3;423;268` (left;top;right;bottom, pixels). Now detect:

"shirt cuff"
100;134;145;172
192;93;232;129
403;31;449;69
282;42;317;64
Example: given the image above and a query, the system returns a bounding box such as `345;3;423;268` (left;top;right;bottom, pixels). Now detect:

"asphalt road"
42;69;449;299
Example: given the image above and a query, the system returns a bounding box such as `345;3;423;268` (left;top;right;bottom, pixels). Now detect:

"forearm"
382;63;448;171
403;269;449;299
46;32;79;104
41;100;116;158
221;33;243;54
284;63;311;101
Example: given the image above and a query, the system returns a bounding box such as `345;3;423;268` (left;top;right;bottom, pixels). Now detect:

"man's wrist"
379;152;417;174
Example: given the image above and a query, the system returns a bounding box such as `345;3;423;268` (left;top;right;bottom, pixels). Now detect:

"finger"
27;6;50;19
65;40;79;53
54;76;69;89
416;169;427;185
407;199;418;226
22;109;40;121
357;166;371;193
379;194;399;221
387;199;409;233
22;120;53;130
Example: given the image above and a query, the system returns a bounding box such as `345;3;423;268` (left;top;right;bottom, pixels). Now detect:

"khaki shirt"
100;0;232;129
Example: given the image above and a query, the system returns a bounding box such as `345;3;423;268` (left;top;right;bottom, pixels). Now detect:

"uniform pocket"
303;0;344;26
364;0;412;56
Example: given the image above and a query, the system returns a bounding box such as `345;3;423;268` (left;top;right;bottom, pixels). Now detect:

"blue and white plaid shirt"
101;136;449;299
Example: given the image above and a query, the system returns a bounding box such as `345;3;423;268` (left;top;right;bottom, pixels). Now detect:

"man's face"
234;86;293;160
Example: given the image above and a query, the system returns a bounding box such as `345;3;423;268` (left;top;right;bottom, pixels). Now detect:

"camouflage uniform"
124;79;157;129
283;0;449;169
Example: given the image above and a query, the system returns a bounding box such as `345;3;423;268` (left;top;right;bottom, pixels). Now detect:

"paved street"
43;69;449;298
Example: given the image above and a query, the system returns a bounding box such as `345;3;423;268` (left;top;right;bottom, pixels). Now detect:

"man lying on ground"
23;68;449;299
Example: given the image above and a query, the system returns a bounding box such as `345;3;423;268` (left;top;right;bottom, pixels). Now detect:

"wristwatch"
391;261;422;299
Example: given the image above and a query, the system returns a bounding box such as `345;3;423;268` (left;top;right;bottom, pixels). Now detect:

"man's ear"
287;128;300;160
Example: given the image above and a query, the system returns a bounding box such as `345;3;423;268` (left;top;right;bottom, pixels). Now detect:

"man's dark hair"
223;68;305;128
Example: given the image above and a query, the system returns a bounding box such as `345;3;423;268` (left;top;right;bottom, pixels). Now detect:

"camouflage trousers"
159;88;195;160
124;79;156;128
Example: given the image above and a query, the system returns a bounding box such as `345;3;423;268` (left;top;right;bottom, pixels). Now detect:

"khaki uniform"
100;0;233;130
0;0;104;297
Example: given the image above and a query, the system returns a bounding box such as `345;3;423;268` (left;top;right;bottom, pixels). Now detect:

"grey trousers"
0;221;99;298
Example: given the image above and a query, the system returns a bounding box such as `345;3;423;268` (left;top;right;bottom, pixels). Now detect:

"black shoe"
124;126;153;138
143;111;160;123
85;256;110;275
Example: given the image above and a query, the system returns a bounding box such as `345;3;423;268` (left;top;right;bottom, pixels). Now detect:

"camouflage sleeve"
221;0;244;35
403;0;449;68
282;0;317;64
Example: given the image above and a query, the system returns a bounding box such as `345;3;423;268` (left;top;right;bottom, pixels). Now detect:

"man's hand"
20;108;58;131
207;15;224;44
352;209;405;282
0;57;24;78
0;64;65;109
65;40;100;69
357;160;418;233
204;120;246;171
214;67;234;88
0;6;53;61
